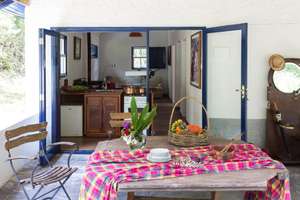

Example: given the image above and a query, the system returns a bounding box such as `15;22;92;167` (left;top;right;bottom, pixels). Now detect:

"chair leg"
30;186;43;200
59;181;71;200
19;183;31;200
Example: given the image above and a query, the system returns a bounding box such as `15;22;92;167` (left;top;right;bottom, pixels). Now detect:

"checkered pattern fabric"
79;144;290;200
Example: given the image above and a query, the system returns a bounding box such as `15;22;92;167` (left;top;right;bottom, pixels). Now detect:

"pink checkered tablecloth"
79;143;290;200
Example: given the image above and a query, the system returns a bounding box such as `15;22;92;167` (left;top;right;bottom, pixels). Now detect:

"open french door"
39;29;62;163
203;24;248;141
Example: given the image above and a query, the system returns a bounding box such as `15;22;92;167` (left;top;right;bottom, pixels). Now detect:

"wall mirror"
273;59;300;93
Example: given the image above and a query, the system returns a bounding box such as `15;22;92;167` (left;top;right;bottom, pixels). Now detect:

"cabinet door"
85;96;102;134
102;97;119;132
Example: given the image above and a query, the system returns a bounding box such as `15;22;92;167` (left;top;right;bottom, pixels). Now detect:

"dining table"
94;136;288;200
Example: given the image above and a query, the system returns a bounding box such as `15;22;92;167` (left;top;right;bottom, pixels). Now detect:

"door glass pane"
45;35;53;146
207;30;242;139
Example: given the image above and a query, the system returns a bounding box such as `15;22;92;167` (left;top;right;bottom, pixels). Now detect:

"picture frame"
91;44;98;58
190;31;203;89
167;46;172;66
73;36;81;60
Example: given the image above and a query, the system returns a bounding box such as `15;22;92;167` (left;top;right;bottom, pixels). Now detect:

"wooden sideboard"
84;91;122;137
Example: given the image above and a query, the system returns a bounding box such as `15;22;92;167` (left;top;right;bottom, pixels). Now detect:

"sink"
95;89;115;92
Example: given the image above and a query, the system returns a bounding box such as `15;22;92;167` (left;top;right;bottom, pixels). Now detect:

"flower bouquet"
121;97;157;150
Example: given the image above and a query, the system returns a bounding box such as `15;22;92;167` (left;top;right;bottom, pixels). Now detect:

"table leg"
127;192;135;200
211;191;220;200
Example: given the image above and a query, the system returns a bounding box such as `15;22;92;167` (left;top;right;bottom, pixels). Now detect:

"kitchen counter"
60;89;123;105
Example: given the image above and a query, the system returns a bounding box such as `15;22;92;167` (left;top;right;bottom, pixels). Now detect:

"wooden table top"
95;136;287;192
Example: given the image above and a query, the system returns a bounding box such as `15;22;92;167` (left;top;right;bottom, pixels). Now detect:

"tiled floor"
0;154;299;200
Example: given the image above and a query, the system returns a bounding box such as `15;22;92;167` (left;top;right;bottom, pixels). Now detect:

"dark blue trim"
205;23;247;33
241;24;248;141
61;150;93;155
0;0;25;18
51;27;205;32
39;28;61;165
202;28;208;128
203;23;248;141
0;0;13;10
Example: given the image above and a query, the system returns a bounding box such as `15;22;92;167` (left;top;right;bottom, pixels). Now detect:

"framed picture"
190;31;203;88
73;36;81;60
91;44;98;58
167;46;172;65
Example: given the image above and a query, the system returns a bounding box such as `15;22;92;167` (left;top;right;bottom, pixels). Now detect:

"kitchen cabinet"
84;91;122;137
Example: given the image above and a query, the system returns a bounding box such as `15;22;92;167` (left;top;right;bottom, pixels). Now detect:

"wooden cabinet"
85;96;102;134
84;91;121;137
102;97;119;131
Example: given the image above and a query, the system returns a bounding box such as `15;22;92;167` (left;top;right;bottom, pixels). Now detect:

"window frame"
60;34;67;78
131;46;147;70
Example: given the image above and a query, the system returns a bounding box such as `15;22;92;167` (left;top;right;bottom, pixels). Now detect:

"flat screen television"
149;47;166;69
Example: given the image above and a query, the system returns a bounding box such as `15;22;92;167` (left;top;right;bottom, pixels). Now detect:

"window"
60;35;67;77
132;47;147;69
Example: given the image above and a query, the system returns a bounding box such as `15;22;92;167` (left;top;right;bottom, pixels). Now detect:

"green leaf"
136;104;149;128
130;97;138;128
134;106;157;134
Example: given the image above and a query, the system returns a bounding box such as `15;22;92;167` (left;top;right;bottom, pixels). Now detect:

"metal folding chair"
4;122;79;200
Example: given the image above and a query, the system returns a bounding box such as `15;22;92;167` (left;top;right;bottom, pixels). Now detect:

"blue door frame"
40;25;246;155
202;23;248;141
39;28;61;164
49;26;206;142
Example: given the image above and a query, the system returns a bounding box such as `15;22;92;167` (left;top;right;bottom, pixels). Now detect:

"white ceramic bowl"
149;148;170;158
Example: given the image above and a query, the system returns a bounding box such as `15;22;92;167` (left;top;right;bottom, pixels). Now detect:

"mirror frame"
268;58;300;94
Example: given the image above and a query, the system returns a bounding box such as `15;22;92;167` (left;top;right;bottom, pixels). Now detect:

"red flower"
123;129;130;136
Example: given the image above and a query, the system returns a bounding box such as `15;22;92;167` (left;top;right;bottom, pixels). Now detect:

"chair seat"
21;166;78;186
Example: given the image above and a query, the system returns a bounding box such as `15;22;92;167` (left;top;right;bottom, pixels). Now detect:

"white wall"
21;0;299;159
0;115;39;187
99;31;169;92
60;32;88;86
99;32;146;85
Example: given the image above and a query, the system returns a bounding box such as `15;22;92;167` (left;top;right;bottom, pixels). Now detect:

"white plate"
147;154;171;163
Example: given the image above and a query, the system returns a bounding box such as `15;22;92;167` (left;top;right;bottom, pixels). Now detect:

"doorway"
203;24;248;141
40;27;205;155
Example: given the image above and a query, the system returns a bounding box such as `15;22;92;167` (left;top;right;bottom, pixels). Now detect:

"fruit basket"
168;96;209;147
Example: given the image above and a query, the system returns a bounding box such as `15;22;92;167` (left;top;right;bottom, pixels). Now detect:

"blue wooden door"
39;29;61;164
202;24;248;141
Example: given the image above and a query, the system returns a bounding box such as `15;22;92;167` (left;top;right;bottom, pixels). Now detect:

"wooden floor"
152;96;182;136
60;96;181;150
60;136;103;150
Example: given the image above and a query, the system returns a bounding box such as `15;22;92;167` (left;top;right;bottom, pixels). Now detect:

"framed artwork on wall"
73;36;81;60
190;31;203;89
167;46;172;66
91;44;98;58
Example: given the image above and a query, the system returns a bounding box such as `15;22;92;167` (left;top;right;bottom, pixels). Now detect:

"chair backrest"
5;122;48;151
109;112;131;128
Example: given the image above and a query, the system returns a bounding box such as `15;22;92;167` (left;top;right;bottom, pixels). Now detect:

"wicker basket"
168;96;209;147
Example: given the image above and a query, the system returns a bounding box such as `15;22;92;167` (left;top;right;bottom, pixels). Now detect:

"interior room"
59;30;200;151
0;1;300;200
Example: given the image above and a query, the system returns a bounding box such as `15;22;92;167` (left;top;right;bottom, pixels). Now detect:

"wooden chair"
107;112;131;138
4;122;79;200
109;112;131;129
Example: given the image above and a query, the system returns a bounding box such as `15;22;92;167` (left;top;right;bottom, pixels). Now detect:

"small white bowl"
150;148;170;158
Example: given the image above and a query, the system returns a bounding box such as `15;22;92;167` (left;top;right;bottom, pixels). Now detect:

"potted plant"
121;97;157;150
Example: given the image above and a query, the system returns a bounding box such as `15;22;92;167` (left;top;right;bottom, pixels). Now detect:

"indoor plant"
121;97;157;150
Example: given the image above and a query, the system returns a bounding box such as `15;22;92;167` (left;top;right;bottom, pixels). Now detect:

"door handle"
235;86;248;99
241;85;247;100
